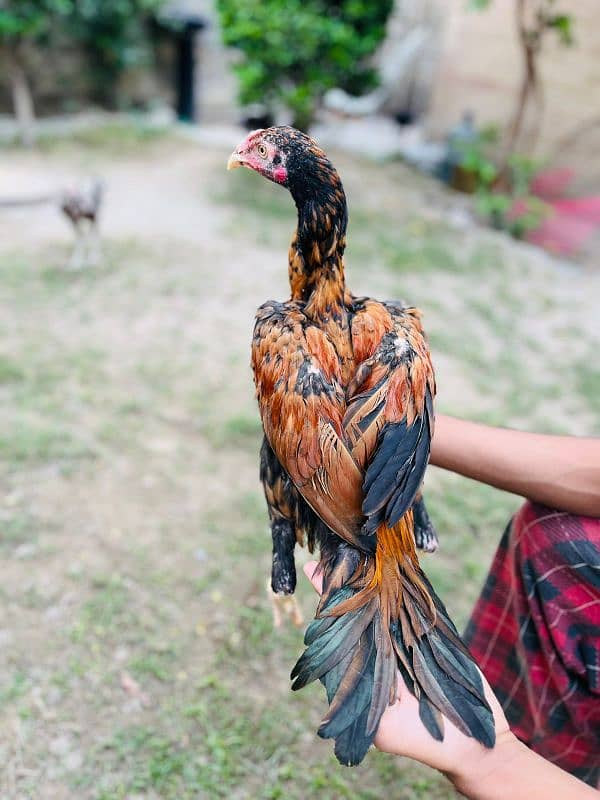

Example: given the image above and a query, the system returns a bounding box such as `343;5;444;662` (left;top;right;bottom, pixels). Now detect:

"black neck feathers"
264;127;348;306
291;162;348;276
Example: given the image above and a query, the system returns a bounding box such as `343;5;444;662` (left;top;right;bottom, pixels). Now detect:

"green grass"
0;512;38;554
0;132;597;800
0;354;25;383
0;671;29;707
70;575;133;643
57;121;169;151
424;475;520;628
200;410;264;451
82;676;453;800
0;119;172;155
214;165;296;223
0;417;94;463
221;412;263;444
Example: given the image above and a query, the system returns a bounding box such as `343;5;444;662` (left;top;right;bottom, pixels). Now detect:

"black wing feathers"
362;387;433;536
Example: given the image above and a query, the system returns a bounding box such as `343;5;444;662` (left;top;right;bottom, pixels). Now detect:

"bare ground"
0;126;598;800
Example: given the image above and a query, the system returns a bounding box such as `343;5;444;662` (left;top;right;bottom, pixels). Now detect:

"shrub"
0;0;167;139
454;130;549;239
65;0;166;107
0;1;73;143
216;0;393;130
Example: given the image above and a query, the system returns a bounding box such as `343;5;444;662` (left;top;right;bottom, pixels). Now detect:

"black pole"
159;14;206;124
176;27;196;122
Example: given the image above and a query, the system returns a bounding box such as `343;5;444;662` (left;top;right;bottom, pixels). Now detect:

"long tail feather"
292;528;495;766
366;614;396;735
291;600;376;689
319;635;376;739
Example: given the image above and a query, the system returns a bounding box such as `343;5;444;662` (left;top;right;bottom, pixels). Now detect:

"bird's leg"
268;517;303;627
81;222;91;267
413;493;439;553
260;436;304;627
271;518;297;593
267;578;303;628
68;228;84;270
87;221;102;267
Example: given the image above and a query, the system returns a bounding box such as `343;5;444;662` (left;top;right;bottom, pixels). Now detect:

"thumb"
303;561;323;595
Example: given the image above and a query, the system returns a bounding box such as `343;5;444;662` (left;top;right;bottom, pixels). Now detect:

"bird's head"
227;127;290;187
227;126;342;208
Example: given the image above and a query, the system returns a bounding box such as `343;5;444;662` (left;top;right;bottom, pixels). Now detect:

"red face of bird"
227;126;346;222
227;128;290;187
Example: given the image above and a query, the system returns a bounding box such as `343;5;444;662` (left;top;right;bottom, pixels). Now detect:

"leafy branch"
472;0;575;170
216;0;393;130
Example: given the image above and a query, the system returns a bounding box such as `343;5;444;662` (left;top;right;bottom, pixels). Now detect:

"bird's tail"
291;517;495;766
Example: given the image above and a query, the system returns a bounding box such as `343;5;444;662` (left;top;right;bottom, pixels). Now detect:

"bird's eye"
257;143;268;159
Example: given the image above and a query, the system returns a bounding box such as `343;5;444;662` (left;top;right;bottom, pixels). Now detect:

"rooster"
0;178;103;269
60;178;103;269
227;127;494;766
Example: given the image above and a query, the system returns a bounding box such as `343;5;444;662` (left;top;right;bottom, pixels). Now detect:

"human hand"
303;561;516;789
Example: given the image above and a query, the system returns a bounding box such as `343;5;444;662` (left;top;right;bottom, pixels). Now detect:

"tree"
216;0;393;131
0;1;71;144
65;0;165;108
472;0;574;168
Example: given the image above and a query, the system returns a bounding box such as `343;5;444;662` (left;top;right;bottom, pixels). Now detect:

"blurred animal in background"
59;178;104;269
0;177;104;269
227;127;493;766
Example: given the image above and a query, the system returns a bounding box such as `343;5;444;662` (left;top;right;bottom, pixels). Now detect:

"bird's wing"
253;299;435;548
345;300;435;537
252;301;368;550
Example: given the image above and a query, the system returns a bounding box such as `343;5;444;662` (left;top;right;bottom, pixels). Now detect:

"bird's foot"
66;252;84;271
266;578;303;628
414;517;439;553
413;496;440;553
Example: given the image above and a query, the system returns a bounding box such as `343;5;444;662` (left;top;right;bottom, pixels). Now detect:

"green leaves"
470;0;575;46
546;13;574;45
454;128;549;239
454;126;499;189
0;1;165;106
216;0;393;129
0;1;67;41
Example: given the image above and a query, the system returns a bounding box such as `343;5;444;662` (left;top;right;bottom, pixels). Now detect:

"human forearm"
450;732;598;800
430;415;600;517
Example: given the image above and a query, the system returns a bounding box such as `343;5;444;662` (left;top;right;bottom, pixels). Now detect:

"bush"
0;1;166;118
216;0;393;130
64;0;166;107
0;1;73;143
454;130;549;239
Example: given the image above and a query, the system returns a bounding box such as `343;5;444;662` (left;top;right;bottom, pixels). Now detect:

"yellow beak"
227;152;243;170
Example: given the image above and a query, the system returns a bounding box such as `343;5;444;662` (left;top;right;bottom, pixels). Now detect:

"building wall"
426;0;600;184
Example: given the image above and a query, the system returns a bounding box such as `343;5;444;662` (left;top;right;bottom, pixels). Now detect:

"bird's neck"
288;187;349;321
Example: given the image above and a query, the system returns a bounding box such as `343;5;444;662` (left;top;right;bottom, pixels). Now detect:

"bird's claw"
266;578;303;628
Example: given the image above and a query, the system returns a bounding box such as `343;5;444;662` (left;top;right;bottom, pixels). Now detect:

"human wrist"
446;730;524;799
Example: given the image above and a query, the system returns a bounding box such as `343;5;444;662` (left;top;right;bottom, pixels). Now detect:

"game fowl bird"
0;177;103;269
227;127;494;766
60;178;104;269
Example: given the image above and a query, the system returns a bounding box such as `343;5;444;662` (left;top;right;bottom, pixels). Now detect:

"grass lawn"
0;126;598;799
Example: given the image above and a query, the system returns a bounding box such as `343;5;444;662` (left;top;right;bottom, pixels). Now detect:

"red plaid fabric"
464;501;600;787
